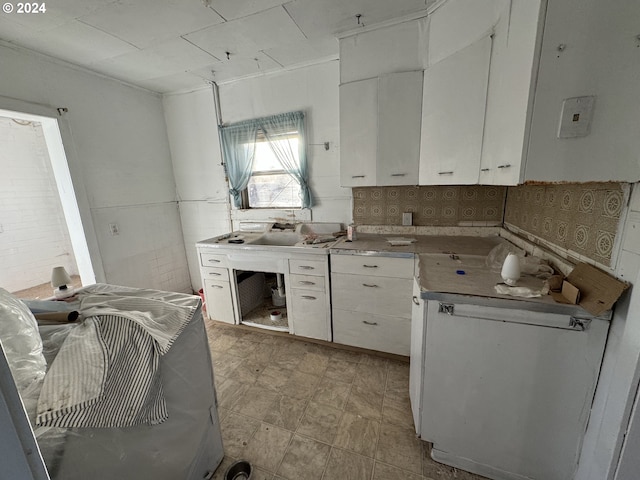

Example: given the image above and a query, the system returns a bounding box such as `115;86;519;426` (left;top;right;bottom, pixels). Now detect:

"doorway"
0;107;95;295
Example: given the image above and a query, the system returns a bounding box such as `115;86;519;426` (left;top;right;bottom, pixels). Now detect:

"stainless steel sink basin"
248;232;302;246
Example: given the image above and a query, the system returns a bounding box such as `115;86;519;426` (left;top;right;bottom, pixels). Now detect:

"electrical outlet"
109;223;119;235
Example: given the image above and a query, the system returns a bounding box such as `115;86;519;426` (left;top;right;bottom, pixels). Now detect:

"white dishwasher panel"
422;301;609;480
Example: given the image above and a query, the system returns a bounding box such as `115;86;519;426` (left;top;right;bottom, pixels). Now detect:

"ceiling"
0;0;437;93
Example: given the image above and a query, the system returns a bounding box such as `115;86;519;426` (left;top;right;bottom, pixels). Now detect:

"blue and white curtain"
219;111;312;208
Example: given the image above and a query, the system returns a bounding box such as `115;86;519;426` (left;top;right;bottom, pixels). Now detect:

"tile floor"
205;320;486;480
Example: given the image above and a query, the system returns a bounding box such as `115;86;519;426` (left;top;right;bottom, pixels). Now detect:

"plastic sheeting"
1;285;223;480
0;288;47;423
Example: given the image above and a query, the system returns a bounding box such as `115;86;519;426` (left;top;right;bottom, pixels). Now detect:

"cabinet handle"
299;281;316;285
301;295;317;300
208;259;221;263
390;173;406;177
362;283;379;288
363;265;378;268
480;168;490;172
299;265;315;270
211;285;224;289
438;171;454;175
497;164;511;169
208;272;222;276
363;320;378;326
352;175;365;178
412;296;420;305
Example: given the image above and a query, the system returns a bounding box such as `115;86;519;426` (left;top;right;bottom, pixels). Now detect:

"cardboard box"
551;262;629;316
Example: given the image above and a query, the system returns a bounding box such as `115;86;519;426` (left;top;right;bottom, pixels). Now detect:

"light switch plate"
558;96;595;138
402;212;413;226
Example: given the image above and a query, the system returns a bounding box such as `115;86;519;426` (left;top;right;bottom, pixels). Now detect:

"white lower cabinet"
287;256;332;342
202;278;235;324
332;309;411;356
330;252;415;356
410;298;609;480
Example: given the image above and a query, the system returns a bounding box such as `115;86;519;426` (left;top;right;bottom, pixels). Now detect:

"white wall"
0;117;78;291
524;0;640;182
163;87;231;290
0;43;190;292
164;61;350;290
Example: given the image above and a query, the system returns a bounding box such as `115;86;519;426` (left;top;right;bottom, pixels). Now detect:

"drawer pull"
362;283;379;288
208;272;222;276
299;265;315;270
480;168;490;172
211;285;224;289
299;281;316;285
363;320;378;326
301;295;317;300
363;265;378;268
390;173;406;177
352;175;365;178
412;296;420;305
497;164;512;169
208;259;221;263
438;171;454;175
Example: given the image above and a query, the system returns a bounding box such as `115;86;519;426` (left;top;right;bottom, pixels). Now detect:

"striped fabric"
36;287;199;428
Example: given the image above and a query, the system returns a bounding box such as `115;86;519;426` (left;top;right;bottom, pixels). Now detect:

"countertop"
330;233;505;257
332;233;603;318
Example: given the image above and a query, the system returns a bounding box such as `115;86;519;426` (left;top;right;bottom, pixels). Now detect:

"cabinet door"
203;279;235;324
289;289;330;341
419;36;492;185
340;77;377;186
377;71;423;185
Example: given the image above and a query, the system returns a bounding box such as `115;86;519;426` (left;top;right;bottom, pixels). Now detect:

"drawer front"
200;252;229;268
290;273;325;292
200;266;229;282
332;273;412;318
289;290;329;341
289;258;326;276
203;279;235;324
331;254;414;278
333;309;410;356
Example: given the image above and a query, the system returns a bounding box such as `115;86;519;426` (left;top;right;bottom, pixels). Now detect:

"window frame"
241;128;303;210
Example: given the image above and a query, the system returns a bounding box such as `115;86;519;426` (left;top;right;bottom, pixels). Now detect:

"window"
245;132;302;209
220;111;311;210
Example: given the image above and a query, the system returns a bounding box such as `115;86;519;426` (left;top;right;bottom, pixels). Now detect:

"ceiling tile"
183;6;306;59
145;38;220;70
11;20;138;66
264;36;338;66
284;0;433;38
90;44;219;83
79;0;225;48
190;51;281;83
135;72;210;93
42;0;118;19
208;0;289;21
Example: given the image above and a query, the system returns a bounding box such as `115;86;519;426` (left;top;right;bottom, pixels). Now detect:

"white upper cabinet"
340;71;423;187
377;71;424;185
340;77;378;187
419;36;492;185
479;0;545;185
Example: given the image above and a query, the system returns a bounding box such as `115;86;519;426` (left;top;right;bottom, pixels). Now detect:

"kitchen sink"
247;232;302;246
